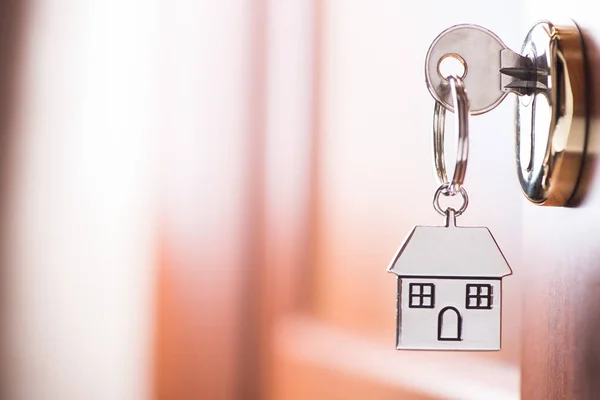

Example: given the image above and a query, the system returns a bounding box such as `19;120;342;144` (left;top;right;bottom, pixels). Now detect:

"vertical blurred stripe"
261;0;317;397
2;1;158;399
155;0;256;399
0;0;29;395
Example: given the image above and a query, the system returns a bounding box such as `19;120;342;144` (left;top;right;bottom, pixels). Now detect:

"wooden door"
520;3;600;399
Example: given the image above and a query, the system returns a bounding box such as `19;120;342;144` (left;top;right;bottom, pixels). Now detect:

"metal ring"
433;183;469;216
433;75;470;194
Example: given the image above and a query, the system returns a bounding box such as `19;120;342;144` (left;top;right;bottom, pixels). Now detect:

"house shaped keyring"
387;210;512;350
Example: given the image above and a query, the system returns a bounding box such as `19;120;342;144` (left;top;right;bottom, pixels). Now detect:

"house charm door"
387;209;512;350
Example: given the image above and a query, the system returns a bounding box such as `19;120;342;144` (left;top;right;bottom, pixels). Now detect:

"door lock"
425;20;587;206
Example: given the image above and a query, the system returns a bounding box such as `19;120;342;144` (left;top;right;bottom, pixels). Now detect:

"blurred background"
0;0;531;399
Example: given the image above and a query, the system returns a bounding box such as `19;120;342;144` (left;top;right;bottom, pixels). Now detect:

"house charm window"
409;283;435;308
465;284;493;309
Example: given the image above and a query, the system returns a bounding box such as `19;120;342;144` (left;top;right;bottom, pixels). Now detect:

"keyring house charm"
387;210;512;350
388;74;512;350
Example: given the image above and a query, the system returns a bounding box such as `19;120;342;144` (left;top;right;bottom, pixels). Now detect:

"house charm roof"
387;212;512;278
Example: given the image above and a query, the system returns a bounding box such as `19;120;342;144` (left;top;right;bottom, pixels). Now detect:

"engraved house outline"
387;215;512;350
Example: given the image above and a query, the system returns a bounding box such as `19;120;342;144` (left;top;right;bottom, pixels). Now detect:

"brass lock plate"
515;20;587;206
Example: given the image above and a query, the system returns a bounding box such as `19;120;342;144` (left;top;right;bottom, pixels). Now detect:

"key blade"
503;80;549;96
500;49;549;96
500;67;547;80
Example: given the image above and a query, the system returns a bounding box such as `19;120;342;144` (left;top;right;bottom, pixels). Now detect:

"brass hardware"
516;20;587;206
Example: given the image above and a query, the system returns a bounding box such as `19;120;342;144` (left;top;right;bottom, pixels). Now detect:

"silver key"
425;24;532;115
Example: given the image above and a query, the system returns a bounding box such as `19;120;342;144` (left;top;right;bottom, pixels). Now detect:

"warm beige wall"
0;1;534;399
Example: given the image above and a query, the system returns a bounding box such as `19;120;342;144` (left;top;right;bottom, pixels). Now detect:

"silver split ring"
433;182;469;217
433;75;470;195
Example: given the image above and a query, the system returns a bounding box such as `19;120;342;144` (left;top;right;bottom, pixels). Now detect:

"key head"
425;24;508;115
